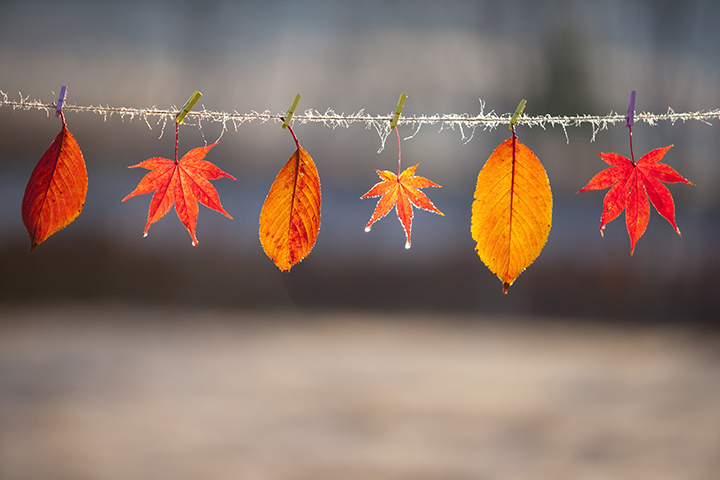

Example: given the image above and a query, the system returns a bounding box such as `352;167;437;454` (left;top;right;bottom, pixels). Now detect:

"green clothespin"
509;99;526;129
282;94;301;129
390;93;407;129
175;91;202;125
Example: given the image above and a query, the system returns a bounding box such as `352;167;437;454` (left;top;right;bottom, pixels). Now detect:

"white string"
2;91;718;150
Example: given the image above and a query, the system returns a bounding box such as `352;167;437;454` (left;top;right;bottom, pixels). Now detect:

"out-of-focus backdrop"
0;1;719;479
0;0;719;317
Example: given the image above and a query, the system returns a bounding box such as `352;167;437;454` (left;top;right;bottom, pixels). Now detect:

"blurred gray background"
1;1;719;479
0;0;718;317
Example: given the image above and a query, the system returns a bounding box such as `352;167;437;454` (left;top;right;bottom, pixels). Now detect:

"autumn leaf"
361;164;444;248
259;143;321;272
22;122;88;252
361;125;443;248
578;145;692;254
471;135;552;293
122;142;235;246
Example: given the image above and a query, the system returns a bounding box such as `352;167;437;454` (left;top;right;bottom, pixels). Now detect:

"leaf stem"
282;117;301;149
396;127;402;176
174;122;180;163
626;90;636;165
628;123;636;165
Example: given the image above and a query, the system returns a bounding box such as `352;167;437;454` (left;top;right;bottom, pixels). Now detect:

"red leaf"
122;142;236;246
22;124;88;252
361;164;444;249
578;145;692;254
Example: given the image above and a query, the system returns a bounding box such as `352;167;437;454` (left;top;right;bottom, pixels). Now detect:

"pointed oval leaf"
22;124;88;252
471;137;552;293
259;146;321;271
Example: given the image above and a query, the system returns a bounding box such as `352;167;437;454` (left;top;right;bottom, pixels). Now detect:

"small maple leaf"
361;164;444;249
578;145;692;254
122;142;236;246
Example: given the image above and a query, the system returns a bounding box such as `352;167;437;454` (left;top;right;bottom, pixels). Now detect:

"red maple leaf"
122;142;236;246
361;164;444;249
578;145;692;254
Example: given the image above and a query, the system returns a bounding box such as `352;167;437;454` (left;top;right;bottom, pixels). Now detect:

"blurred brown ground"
1;306;718;480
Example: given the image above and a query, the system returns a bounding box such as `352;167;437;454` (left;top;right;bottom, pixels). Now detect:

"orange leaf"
578;145;692;255
22;124;87;252
361;164;444;248
471;136;552;293
122;142;235;246
259;145;321;271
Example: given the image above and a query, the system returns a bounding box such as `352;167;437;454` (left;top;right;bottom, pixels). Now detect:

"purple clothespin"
625;90;636;127
55;86;67;119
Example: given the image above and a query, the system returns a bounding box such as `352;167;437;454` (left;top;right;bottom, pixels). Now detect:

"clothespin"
390;93;407;129
282;94;301;129
55;86;67;119
175;91;202;124
626;90;636;127
509;99;526;129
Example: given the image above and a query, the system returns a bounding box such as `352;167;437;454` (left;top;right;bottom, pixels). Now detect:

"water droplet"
365;226;371;232
405;241;411;249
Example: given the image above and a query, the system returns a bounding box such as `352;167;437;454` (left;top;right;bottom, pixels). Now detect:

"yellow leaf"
259;145;321;272
471;136;552;293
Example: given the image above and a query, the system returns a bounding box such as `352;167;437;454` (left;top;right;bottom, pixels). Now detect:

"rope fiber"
2;91;718;150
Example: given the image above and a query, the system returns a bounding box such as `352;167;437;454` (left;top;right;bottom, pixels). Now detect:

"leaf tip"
502;282;511;294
